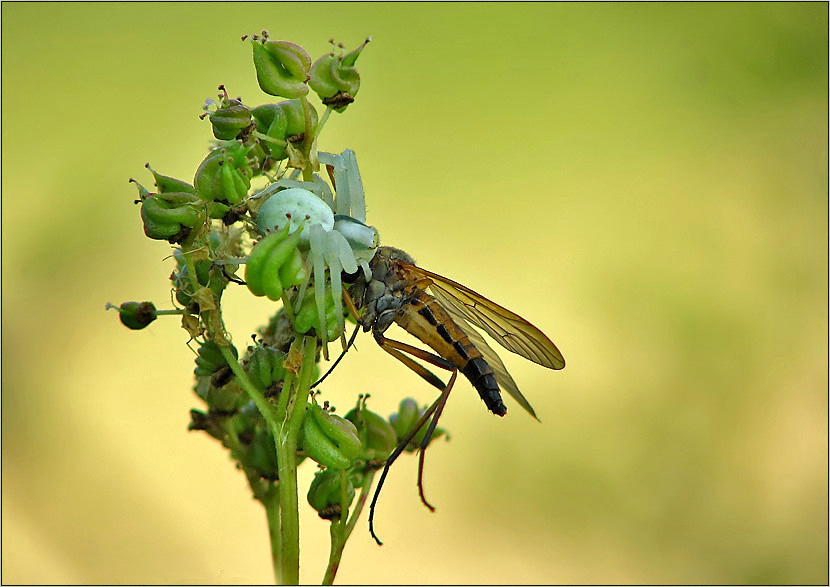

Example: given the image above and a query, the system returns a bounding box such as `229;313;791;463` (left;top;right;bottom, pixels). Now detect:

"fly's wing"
440;300;540;420
403;263;566;370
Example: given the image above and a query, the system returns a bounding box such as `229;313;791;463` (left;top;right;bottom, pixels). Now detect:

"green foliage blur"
2;3;826;584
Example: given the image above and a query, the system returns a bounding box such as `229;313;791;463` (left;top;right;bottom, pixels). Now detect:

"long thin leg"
368;332;458;545
417;369;456;510
311;322;360;389
311;288;365;389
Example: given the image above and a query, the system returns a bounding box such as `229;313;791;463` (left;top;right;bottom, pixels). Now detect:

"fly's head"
346;246;417;334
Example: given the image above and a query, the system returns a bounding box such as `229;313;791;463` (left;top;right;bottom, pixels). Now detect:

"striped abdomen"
394;290;507;417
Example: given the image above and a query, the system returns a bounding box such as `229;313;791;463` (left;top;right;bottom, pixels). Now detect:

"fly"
321;245;565;543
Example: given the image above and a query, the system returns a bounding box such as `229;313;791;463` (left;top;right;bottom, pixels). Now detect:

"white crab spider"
252;149;379;354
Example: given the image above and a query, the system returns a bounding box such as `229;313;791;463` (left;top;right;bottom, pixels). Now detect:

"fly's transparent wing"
403;264;566;370
440;300;540;420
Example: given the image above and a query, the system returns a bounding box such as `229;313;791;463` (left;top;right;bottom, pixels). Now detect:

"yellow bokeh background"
2;3;827;584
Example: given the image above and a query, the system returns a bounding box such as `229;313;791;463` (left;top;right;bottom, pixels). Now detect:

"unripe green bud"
307;469;355;520
246;345;286;391
309;38;370;112
345;404;397;460
294;288;342;341
145;163;197;195
209;99;252;141
301;401;361;470
246;426;279;479
194;147;252;204
142;195;202;229
389;398;447;451
251;100;318;160
114;301;157;330
249;36;310;99
194;340;238;376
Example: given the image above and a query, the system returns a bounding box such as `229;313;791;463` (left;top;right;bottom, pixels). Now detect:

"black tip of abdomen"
462;358;507;417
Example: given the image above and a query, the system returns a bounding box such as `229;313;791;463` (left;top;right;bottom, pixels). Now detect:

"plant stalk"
273;335;318;584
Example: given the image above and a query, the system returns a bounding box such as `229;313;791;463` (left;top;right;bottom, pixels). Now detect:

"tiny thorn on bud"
305;214;311;220
241;35;248;41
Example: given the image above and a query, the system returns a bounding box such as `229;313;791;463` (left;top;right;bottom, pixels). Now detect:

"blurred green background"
2;2;827;584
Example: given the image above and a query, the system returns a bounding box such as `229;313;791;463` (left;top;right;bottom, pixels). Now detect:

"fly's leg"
369;332;458;545
311;323;360;389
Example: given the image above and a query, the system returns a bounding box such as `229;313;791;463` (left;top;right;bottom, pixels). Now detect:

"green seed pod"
115;301;157;330
307;469;355;519
194;148;252;204
389;398;446;450
251;100;318;160
259;225;304;301
246;426;279;479
264;41;312;81
245;223;290;297
246;345;286;390
141;196;202;228
250;39;309;99
246;347;270;388
209;99;252;140
145;163;197;195
194;150;224;202
195;340;238;376
136;178;184;239
252;104;289;158
279;99;317;137
390;398;420;440
270;349;286;384
345;405;397;460
302;411;353;470
140;201;181;240
294;288;338;336
308;54;339;99
309;38;369;112
155;191;199;207
311;401;361;460
278;248;308;288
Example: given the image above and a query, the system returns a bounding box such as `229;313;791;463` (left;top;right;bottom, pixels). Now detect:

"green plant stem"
273;335;318;584
314;106;334;137
253;131;288;148
322;469;376;585
154;308;186;316
263;487;283;582
217;344;286;581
